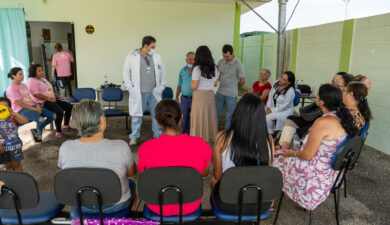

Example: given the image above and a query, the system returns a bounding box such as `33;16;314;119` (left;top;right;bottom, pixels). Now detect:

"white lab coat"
266;86;295;133
123;50;166;116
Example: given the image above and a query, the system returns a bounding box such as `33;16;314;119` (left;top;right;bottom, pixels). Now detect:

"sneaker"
30;129;42;143
56;132;68;138
62;126;73;132
129;138;137;146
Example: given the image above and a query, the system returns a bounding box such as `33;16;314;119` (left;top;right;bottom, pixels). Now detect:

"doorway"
26;21;77;98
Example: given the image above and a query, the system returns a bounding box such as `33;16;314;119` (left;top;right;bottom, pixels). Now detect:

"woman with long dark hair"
266;71;296;136
211;94;274;214
6;67;54;142
190;46;219;144
26;64;73;137
138;99;211;216
343;82;372;133
273;83;358;211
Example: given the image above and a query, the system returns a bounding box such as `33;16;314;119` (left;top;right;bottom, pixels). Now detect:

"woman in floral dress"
273;83;358;210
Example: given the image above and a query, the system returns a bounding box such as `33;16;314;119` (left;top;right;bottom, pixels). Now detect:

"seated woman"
58;100;137;213
343;82;372;133
278;72;355;148
245;68;272;104
266;71;296;136
138;99;212;216
6;67;54;142
211;94;274;214
27;64;73;138
353;74;371;91
273;83;358;211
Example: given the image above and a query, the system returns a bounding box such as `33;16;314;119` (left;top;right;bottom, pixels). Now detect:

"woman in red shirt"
138;99;212;216
246;68;272;104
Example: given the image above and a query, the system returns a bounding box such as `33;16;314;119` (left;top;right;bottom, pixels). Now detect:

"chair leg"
273;193;284;225
334;189;340;225
308;211;313;225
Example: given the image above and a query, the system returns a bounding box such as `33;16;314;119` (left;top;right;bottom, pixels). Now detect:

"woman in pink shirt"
6;67;55;142
51;43;74;98
138;99;212;216
27;64;73;137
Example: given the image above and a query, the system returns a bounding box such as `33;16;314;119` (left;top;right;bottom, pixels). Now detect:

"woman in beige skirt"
190;46;220;144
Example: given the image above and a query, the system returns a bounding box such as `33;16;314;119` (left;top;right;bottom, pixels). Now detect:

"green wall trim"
291;29;299;73
233;3;241;55
241;38;245;63
259;35;265;72
339;19;354;72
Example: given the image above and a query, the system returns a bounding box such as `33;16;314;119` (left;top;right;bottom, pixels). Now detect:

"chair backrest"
74;88;96;102
138;167;203;205
162;87;173;99
54;168;122;206
102;88;123;102
360;122;370;140
293;90;301;107
0;171;39;209
3;91;7;98
218;166;283;204
331;137;364;171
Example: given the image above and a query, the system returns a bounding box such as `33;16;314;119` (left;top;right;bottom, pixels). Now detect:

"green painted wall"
339;19;355;72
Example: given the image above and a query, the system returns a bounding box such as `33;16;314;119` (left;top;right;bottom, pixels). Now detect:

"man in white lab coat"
123;36;166;146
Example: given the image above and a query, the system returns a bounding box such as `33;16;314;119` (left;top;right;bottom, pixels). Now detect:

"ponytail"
155;100;182;133
346;82;372;123
336;103;359;136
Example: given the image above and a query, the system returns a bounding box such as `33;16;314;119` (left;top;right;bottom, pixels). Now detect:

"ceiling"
142;0;270;13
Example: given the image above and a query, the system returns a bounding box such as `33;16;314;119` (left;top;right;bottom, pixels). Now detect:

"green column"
241;38;245;63
339;19;354;72
233;3;242;55
291;29;299;73
259;35;265;72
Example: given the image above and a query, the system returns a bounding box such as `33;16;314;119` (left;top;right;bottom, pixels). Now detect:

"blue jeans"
76;179;135;215
129;92;161;139
18;108;55;135
215;93;237;130
180;95;192;135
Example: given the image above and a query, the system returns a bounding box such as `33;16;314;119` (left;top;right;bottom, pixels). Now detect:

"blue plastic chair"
0;171;64;225
293;90;301;107
3;91;6;97
102;88;129;134
67;88;96;103
211;167;282;225
360;122;370;140
138;167;203;224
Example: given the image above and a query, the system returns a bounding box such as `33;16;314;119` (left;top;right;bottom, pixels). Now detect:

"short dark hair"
222;44;233;54
0;97;11;108
29;64;42;78
142;36;156;47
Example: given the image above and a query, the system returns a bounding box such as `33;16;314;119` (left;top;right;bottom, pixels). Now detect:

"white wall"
29;22;72;65
1;0;235;90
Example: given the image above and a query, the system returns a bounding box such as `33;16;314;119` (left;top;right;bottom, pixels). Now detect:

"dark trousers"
180;95;192;135
60;76;73;98
44;100;73;132
287;115;319;138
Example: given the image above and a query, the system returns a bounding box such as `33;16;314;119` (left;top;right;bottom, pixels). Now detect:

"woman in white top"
190;46;219;144
211;94;274;214
266;71;296;135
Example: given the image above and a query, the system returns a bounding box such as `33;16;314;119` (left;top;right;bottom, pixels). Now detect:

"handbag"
299;102;322;122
